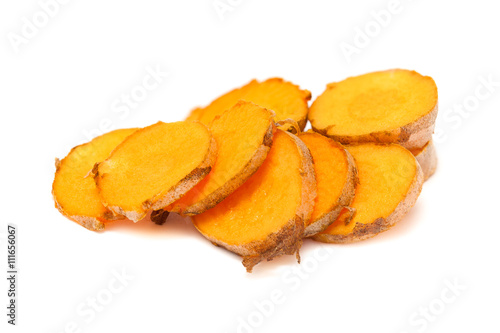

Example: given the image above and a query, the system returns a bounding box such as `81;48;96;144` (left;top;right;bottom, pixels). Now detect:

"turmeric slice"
411;140;437;181
313;143;423;243
192;129;316;272
52;128;138;231
186;78;311;130
95;121;217;222
298;132;358;237
168;101;275;215
309;69;438;150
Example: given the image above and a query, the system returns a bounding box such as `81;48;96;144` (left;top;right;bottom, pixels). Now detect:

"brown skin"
310;102;438;151
194;130;317;272
53;154;123;232
412;140;438;181
276;119;301;135
94;136;218;222
278;125;358;237
171;123;275;216
303;147;359;237
53;195;111;231
209;214;305;273
150;210;170;225
312;154;424;243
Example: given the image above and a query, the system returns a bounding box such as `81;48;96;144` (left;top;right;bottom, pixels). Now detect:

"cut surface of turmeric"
298;132;357;237
313;143;423;243
52;128;138;231
309;69;438;150
95;121;216;222
192;129;316;272
168;101;275;215
187;78;311;130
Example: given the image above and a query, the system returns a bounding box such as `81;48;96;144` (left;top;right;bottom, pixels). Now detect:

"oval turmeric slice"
186;78;311;130
168;101;275;215
309;69;438;150
52;128;138;231
313;143;423;243
411;140;437;181
298;132;358;237
95;121;217;222
192;129;316;272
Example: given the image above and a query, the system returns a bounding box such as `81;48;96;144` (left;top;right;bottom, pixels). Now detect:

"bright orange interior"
53;128;137;219
187;78;310;129
192;130;303;245
299;132;350;225
309;69;437;136
169;101;274;213
321;143;417;236
97;121;213;214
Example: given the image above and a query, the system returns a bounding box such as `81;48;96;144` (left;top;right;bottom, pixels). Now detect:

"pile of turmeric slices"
53;70;439;272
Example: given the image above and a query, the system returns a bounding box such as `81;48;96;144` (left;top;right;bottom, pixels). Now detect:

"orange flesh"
187;78;311;129
53;128;138;220
169;101;275;213
322;143;417;236
410;141;429;155
192;130;303;245
309;69;437;136
298;132;350;225
96;121;213;214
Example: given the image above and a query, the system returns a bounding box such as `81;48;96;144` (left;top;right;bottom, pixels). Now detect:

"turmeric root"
411;140;437;181
192;129;316;272
168;101;275;215
187;78;311;130
313;143;423;243
52;128;138;231
298;132;358;237
94;121;217;222
309;69;438;150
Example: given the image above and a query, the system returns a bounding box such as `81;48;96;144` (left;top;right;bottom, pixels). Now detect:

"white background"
1;0;499;332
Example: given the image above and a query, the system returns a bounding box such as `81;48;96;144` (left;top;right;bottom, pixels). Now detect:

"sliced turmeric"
95;121;217;222
192;129;316;272
168;101;275;215
309;69;438;150
411;140;437;181
313;143;423;243
187;78;311;130
52;128;138;231
298;132;358;237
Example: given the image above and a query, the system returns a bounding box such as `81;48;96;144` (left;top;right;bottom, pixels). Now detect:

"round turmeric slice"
309;69;438;150
313;143;423;243
95;121;217;222
298;132;358;237
411;140;437;181
52;128;138;231
168;101;275;215
186;78;311;130
192;129;316;272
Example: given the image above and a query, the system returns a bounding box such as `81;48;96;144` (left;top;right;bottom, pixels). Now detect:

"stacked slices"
53;70;438;272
